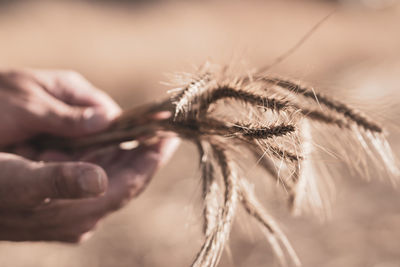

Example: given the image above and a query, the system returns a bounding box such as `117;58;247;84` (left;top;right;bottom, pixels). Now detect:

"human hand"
0;69;179;242
0;69;121;147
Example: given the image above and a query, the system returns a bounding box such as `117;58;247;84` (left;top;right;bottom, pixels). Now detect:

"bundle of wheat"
35;64;399;267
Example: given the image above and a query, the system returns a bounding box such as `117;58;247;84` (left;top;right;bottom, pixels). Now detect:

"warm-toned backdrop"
1;1;400;266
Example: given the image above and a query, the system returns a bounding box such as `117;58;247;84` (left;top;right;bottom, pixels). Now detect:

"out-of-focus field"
1;1;400;266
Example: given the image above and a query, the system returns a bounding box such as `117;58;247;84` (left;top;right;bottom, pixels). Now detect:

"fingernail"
78;168;108;196
83;108;111;133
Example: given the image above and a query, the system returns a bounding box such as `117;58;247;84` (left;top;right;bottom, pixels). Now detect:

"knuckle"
58;107;85;129
49;164;70;198
0;70;31;92
63;70;79;78
62;70;83;82
46;106;84;132
4;69;26;81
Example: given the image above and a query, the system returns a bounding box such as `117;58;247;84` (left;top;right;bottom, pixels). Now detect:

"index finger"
33;70;121;117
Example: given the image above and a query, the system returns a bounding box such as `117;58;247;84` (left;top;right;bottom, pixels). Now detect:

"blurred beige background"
1;0;400;266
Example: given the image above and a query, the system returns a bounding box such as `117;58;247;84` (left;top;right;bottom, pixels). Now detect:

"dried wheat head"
168;63;399;267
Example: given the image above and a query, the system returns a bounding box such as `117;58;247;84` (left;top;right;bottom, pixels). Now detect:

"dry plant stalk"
36;64;399;267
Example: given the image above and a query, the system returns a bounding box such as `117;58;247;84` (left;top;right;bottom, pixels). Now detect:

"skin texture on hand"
0;69;179;243
0;69;121;146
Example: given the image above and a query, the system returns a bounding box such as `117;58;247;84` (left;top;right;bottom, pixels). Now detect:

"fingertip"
104;100;122;119
82;107;119;134
91;90;122;120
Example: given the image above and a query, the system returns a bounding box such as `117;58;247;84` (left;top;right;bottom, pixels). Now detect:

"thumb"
0;154;108;209
32;161;108;200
